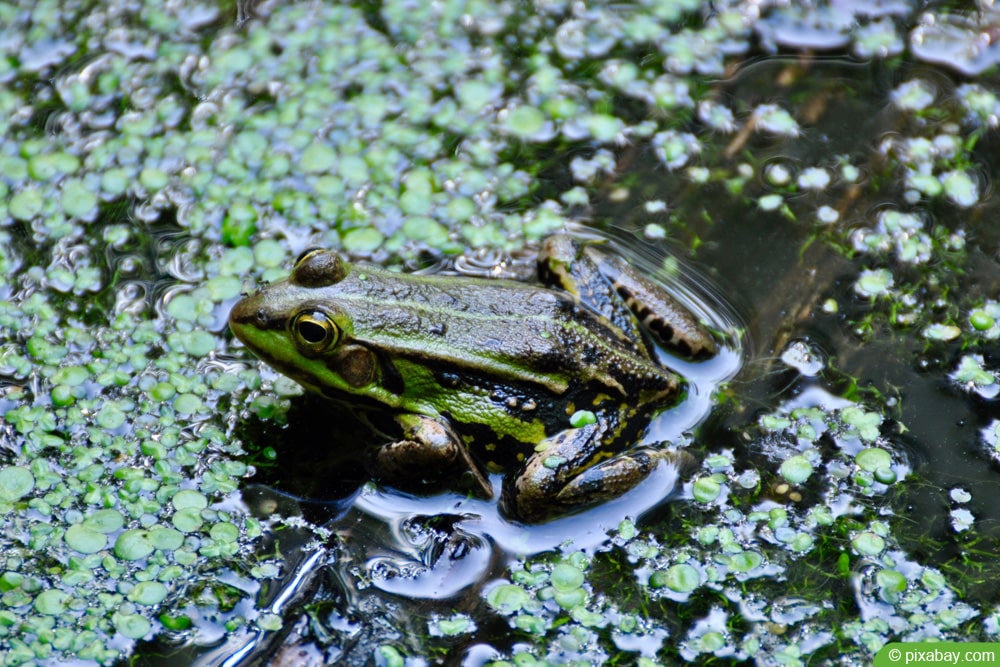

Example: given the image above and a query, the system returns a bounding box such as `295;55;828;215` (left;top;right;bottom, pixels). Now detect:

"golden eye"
291;311;338;353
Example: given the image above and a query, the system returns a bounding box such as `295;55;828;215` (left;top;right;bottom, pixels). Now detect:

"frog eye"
292;249;347;287
291;310;339;353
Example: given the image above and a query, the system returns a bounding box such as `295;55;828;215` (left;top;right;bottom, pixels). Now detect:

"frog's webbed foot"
371;414;493;499
502;425;693;522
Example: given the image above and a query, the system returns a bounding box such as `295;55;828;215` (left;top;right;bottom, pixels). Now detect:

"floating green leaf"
0;467;34;502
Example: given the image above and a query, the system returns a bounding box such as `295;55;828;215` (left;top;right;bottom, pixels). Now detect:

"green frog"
229;234;717;522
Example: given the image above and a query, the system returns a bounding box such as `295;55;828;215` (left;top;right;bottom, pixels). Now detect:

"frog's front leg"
502;425;692;522
370;413;493;498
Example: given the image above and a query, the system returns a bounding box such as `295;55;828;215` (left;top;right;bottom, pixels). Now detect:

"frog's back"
333;264;678;400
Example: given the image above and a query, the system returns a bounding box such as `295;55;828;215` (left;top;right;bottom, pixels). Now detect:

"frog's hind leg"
538;235;647;348
538;234;717;360
552;446;694;509
502;424;693;522
586;246;718;360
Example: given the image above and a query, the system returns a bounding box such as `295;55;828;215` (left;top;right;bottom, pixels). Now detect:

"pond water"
1;1;999;665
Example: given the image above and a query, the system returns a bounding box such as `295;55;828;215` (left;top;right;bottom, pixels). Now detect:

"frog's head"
229;249;387;402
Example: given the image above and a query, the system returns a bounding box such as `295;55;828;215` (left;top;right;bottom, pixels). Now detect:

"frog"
229;234;718;522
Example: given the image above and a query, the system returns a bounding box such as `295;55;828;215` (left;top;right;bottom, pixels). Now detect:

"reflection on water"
356;461;685;574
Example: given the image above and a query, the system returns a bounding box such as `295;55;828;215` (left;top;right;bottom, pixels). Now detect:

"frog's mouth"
228;314;326;397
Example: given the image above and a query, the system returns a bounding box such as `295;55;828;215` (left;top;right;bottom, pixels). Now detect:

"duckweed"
892;80;936;111
513;614;547;636
851;532;886;556
691;475;722;503
172;489;208;511
146;525;184;557
503;107;549;140
432;614;474;637
941;170;979;207
173;393;205;415
753;104;801;136
114;613;152;640
728;550;763;573
34;589;70;616
64;524;107;554
758;194;784;211
951;355;998;397
2;0;999;664
950;508;974;532
553;587;587;610
855;269;894;298
839;407;882;442
855;448;892;473
84;510;125;534
256;613;283;632
8;188;44;221
210;522;240;544
550;564;584;593
653;563;700;593
342;227;385;254
779;455;813;484
487;584;531;614
0;466;34;502
797;167;831;190
128;581;168;606
969;304;999;335
114;530;156;561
